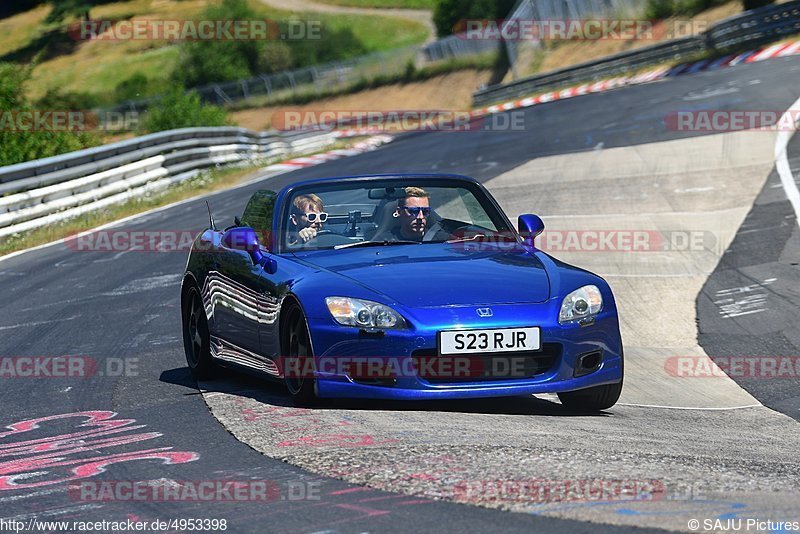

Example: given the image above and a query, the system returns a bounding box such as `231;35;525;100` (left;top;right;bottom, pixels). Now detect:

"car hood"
296;243;551;308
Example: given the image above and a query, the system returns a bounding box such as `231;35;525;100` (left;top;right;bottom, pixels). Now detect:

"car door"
212;190;281;365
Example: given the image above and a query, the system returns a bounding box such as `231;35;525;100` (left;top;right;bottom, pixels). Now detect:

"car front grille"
411;343;562;384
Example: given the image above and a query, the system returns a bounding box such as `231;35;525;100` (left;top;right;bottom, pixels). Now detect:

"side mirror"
222;226;266;265
518;214;545;248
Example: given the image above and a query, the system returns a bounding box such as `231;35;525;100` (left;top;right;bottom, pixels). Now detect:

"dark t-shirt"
389;225;422;242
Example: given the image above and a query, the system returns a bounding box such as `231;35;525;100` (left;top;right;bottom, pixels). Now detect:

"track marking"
617;403;762;410
541;208;747;218
0;316;80;331
775;95;800;228
603;273;711;278
0;489;61;503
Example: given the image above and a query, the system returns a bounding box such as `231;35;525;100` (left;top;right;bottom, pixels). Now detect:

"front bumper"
300;302;623;400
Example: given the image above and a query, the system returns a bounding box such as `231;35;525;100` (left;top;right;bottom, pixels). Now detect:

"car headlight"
559;285;603;324
325;297;407;329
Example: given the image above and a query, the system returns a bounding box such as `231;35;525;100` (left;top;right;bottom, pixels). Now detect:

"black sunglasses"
402;207;431;217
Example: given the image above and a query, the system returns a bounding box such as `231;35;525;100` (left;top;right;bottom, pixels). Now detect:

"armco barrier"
0;127;335;238
474;35;705;106
473;0;800;107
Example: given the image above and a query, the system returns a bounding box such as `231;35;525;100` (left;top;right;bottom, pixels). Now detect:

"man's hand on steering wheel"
298;227;318;242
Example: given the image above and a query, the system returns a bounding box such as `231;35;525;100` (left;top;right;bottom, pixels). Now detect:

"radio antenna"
205;200;217;231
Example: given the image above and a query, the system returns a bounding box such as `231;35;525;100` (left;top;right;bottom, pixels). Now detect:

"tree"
142;87;230;133
172;0;265;87
433;0;517;38
45;0;116;23
0;63;96;167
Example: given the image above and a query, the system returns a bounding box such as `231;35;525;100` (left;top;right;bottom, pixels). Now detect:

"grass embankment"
506;0;746;82
0;0;429;102
230;67;494;130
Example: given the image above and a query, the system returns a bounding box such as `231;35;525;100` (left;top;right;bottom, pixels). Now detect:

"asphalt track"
698;130;800;420
0;56;798;533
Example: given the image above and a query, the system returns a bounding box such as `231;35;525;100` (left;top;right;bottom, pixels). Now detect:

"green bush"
35;88;106;110
644;0;676;19
171;0;370;88
0;63;97;167
258;42;293;74
433;0;517;38
142;87;230;133
287;26;368;66
172;0;264;87
114;72;169;102
174;40;256;88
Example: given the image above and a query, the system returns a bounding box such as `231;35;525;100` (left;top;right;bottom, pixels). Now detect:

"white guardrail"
0;127;336;239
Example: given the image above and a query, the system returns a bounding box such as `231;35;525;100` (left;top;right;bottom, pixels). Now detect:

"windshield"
279;179;516;252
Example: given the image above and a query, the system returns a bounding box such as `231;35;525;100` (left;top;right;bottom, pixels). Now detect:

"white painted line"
775;95;800;229
602;273;709;278
617;403;762;410
0;489;62;503
0;316;81;331
541;209;731;218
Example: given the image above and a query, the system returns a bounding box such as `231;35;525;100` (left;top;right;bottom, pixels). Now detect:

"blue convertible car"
181;174;623;410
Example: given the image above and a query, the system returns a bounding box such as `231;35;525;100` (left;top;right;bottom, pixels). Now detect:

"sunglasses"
303;212;328;222
401;207;431;217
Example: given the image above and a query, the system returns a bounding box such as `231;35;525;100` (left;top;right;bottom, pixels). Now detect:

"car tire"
283;303;317;406
557;381;623;411
558;350;624;411
183;285;216;380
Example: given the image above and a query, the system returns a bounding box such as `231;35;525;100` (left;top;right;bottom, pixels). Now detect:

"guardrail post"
260;75;273;99
312;67;321;92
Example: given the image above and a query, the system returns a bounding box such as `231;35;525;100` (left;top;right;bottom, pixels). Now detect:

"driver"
289;194;326;245
392;187;431;242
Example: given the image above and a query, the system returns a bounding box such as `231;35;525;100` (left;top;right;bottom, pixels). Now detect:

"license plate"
439;327;540;355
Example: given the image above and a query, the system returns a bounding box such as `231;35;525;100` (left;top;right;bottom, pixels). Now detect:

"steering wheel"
299;229;356;248
306;229;336;240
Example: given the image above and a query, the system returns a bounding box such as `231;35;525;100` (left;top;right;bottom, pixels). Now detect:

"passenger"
392;187;431;242
289;194;326;245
